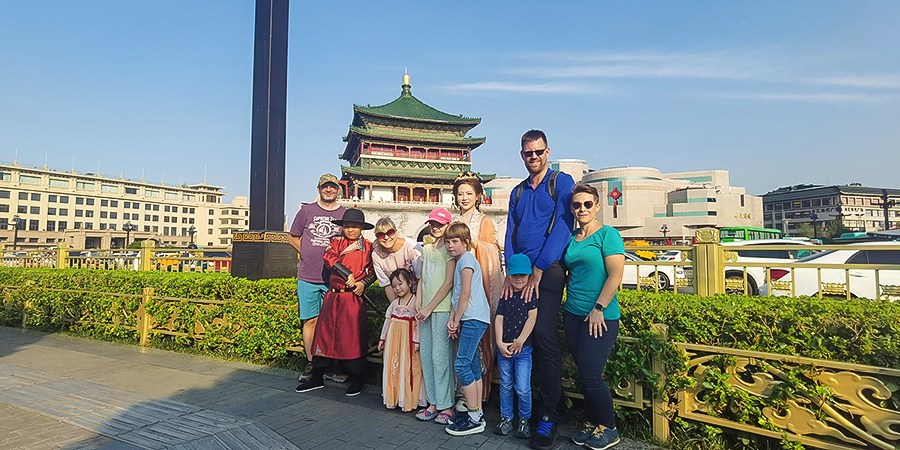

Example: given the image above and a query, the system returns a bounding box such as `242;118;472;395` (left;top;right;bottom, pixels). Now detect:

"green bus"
719;227;783;242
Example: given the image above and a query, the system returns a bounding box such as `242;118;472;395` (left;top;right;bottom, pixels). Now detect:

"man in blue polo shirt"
502;129;575;450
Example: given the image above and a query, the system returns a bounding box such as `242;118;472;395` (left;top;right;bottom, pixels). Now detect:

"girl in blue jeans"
443;222;492;437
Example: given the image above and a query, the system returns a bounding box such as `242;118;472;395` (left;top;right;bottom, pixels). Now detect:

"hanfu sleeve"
380;300;395;342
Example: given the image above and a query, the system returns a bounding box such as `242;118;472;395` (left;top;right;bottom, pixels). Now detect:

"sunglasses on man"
521;148;547;158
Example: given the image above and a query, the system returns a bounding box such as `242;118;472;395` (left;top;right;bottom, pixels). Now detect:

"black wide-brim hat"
333;208;375;230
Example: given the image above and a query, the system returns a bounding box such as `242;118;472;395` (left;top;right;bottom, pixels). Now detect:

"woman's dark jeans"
563;311;619;428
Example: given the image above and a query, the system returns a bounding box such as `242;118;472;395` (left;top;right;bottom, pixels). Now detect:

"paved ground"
0;327;660;450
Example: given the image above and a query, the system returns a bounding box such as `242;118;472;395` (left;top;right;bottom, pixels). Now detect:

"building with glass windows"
0;163;249;250
762;183;900;234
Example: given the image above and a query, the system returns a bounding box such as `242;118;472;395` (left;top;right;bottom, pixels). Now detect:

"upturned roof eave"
352;104;481;126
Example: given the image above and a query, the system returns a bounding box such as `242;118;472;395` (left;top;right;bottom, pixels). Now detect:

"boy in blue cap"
493;254;538;438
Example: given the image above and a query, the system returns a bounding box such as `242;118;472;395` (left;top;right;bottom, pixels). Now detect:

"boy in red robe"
295;208;376;396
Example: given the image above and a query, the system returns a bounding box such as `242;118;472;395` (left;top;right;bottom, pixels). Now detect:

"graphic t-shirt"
290;203;345;283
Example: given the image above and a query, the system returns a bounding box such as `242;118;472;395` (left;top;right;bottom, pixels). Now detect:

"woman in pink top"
372;217;421;301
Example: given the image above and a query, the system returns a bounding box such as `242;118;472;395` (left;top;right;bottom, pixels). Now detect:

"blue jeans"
454;320;489;387
497;345;532;419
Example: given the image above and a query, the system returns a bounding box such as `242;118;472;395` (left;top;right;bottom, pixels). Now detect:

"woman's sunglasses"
571;201;595;210
375;229;396;240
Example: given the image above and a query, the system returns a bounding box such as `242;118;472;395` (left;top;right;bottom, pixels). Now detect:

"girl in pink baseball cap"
413;207;456;424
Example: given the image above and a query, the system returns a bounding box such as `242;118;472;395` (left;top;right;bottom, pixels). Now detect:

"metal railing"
2;229;897;299
5;283;897;450
0;241;232;274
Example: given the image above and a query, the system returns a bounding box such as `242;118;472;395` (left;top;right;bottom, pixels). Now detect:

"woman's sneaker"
584;425;620;450
493;416;513;435
454;398;468;412
514;417;530;439
446;416;485;436
572;422;596;446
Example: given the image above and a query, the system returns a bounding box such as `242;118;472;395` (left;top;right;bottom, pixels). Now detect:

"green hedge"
0;268;388;363
3;268;899;450
618;290;900;368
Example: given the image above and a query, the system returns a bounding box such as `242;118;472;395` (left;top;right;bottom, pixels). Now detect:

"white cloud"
709;92;896;103
814;75;900;89
504;50;783;81
443;81;602;94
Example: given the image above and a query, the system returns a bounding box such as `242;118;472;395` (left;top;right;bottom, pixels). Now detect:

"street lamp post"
660;224;669;242
188;226;196;246
123;222;136;247
835;206;845;235
809;214;819;239
11;215;24;251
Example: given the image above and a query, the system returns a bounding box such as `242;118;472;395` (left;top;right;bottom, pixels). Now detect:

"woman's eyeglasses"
375;229;396;240
571;201;595;210
521;148;546;158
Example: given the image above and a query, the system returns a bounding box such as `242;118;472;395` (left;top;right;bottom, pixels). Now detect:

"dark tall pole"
249;0;289;231
882;189;897;231
233;0;297;280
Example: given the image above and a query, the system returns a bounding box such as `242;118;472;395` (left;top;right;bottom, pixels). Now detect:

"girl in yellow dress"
378;268;426;411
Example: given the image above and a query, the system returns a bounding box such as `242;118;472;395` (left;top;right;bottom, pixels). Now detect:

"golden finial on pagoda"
401;69;412;96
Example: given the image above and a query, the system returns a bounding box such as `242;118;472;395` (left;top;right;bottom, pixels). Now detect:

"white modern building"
583;167;762;241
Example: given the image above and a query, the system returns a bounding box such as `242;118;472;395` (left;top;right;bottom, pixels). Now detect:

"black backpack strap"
510;180;528;248
545;170;561;235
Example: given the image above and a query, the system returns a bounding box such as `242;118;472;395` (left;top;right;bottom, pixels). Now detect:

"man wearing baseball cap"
289;174;346;381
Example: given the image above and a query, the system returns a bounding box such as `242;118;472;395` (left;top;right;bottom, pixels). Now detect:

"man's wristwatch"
594;303;605;312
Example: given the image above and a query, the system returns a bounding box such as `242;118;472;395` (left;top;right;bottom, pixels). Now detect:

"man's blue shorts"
297;280;328;321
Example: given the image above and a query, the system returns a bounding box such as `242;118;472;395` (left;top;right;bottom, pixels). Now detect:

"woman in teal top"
562;183;625;450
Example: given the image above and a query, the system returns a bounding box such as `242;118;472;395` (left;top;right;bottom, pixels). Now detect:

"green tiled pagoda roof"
346;126;486;146
341;165;495;182
354;87;481;125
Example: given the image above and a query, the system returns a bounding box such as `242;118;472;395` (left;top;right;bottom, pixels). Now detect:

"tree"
797;220;841;240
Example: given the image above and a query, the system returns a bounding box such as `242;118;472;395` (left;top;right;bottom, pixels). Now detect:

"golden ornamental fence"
4;281;899;450
2;229;897;301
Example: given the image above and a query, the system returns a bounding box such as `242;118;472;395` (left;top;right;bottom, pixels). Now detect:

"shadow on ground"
0;326;660;450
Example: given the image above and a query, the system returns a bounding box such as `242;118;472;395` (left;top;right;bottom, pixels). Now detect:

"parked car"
760;242;900;300
623;252;685;291
657;250;682;261
720;239;820;295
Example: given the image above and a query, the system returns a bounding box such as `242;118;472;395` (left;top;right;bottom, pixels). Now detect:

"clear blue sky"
2;1;898;214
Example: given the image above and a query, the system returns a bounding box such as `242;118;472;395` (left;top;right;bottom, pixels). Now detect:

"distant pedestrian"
378;268;427;411
503;129;575;450
564;183;625;450
288;174;345;381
